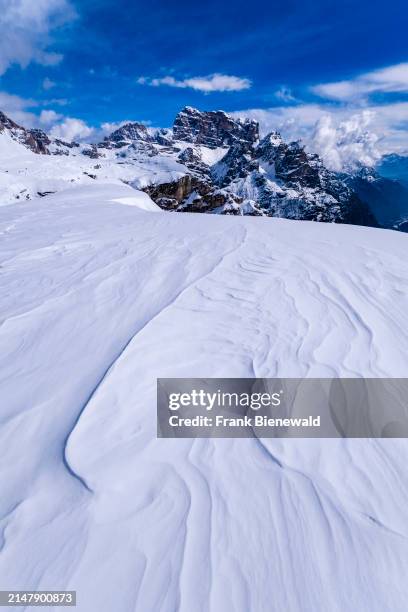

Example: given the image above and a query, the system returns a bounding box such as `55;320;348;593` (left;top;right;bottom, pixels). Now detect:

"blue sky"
0;0;407;162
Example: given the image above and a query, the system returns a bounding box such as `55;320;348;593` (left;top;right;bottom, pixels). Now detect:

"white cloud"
0;91;37;112
312;62;408;101
0;0;76;75
39;109;62;125
274;87;296;103
311;112;380;171
0;90;39;126
42;77;56;90
138;73;251;92
100;120;131;135
50;117;94;142
0;89;68;129
234;101;408;170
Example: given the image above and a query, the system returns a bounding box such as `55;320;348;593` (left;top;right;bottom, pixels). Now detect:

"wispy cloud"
42;77;57;90
312;62;408;101
137;73;251;92
0;0;77;75
274;86;296;103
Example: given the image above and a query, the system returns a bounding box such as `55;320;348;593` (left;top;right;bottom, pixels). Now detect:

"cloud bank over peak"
311;112;381;171
49;117;94;142
234;101;408;171
137;73;251;92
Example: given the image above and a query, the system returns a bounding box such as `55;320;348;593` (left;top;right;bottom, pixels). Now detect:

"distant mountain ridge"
2;105;407;231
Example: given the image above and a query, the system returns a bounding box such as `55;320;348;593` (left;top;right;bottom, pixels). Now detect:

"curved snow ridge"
1;185;408;611
111;193;161;212
63;224;248;491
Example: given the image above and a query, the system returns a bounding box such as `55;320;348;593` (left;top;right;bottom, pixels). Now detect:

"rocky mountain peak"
274;141;321;188
256;134;321;188
0;110;18;131
256;132;285;162
100;121;152;148
172;106;259;149
0;110;50;154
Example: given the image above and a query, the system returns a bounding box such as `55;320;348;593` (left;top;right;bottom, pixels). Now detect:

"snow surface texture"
1;183;408;611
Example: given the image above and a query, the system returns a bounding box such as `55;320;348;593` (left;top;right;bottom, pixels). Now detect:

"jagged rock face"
212;142;258;186
256;134;321;188
178;147;210;175
24;129;51;155
173;106;259;149
144;112;378;227
100;122;152;148
273;142;321;188
144;174;244;214
143;175;212;210
0;111;50;154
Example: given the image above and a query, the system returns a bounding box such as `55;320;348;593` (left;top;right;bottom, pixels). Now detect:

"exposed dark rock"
0;111;51;154
82;145;100;159
100;122;152;148
55;139;80;149
212;142;258;186
147;123;378;228
178;147;210;175
26;129;51;154
173;106;259;149
37;191;56;197
154;128;173;146
143;174;212;207
256;134;321;188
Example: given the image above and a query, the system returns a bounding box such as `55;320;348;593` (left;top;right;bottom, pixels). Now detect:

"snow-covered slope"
1;184;408;611
0;128;188;206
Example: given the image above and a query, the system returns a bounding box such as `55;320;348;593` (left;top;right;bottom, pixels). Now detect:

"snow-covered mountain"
0;106;381;229
1;183;408;611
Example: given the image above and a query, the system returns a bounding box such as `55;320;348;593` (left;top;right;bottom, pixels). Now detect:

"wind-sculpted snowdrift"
0;183;408;611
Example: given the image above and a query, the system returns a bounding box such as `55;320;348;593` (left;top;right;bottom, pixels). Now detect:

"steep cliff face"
172;106;259;149
142;114;377;227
